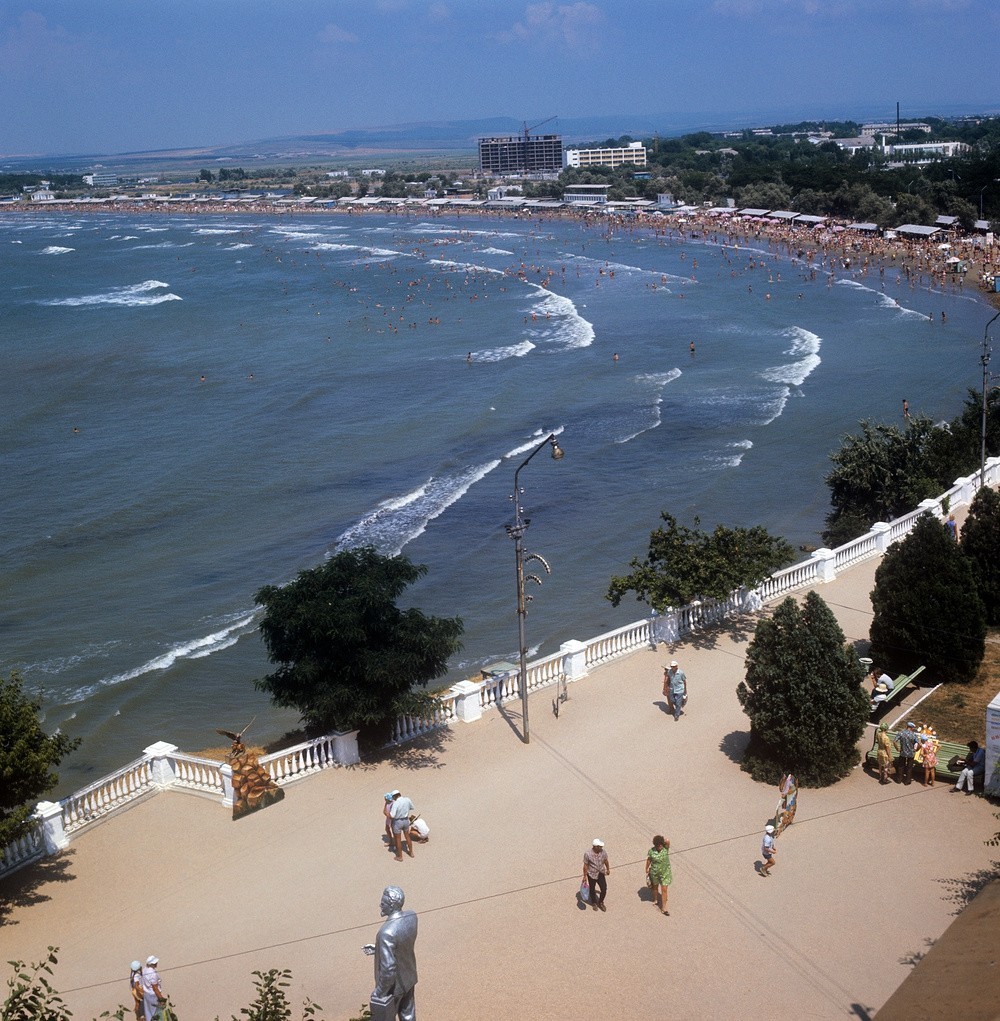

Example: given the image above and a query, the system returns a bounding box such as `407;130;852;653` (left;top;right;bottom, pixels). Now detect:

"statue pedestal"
369;993;395;1021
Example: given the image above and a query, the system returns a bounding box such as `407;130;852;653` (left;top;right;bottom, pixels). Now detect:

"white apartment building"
563;141;647;169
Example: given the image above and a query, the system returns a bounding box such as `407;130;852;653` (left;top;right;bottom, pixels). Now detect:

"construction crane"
523;115;557;145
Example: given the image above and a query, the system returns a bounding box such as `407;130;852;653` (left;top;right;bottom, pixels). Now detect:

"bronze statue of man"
365;885;418;1021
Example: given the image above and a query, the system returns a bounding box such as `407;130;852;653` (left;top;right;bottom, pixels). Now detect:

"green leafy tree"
1;672;80;850
223;969;319;1021
869;513;986;682
823;416;946;546
961;486;1000;625
737;592;869;786
606;513;794;610
255;548;463;744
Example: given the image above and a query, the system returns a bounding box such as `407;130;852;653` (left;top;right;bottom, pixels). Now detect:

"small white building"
563;142;646;169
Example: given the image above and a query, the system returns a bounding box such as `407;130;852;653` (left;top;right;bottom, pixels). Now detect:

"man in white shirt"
388;790;415;860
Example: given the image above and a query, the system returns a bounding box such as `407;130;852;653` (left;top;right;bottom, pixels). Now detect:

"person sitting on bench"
953;741;985;794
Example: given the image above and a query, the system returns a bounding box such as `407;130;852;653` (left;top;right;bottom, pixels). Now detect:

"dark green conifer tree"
738;592;868;786
961;487;1000;626
869;513;986;682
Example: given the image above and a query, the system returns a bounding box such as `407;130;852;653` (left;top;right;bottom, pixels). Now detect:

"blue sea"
1;210;987;789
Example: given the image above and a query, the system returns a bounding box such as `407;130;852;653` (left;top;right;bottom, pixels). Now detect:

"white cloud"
428;2;450;21
0;10;83;78
317;22;359;45
495;2;605;50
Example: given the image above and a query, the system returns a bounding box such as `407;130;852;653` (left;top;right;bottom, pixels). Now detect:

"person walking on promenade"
663;660;687;720
140;955;166;1021
383;792;394;846
129;961;143;1019
953;741;985;794
875;723;897;785
388;790;415;860
759;824;777;877
583;839;611;911
645;835;673;915
895;722;918;785
775;772;798;835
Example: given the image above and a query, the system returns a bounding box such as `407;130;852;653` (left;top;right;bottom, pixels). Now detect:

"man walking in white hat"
663;660;687;721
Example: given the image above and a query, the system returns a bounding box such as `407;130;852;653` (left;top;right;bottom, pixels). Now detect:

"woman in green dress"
645;834;673;915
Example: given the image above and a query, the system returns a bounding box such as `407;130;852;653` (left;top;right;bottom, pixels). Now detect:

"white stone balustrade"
4;455;999;881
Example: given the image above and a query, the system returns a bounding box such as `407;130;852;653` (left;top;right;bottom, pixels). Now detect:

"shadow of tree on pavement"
0;851;76;927
939;861;1000;915
719;730;751;765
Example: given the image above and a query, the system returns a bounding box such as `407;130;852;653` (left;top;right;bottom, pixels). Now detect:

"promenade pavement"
2;547;998;1020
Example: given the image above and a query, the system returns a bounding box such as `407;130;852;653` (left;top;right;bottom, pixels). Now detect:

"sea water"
0;211;987;789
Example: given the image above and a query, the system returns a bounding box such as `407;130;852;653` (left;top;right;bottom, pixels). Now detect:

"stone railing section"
5;459;998;881
0;819;46;880
61;755;155;836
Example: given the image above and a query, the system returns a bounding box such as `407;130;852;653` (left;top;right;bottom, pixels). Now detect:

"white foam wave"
43;280;182;308
478;247;514;256
837;278;930;319
504;425;566;459
224;243;253;251
526;285;595;350
760;326;821;386
65;611;259;702
194;228;242;235
411;224;523;239
40;246;74;255
472;340;535;362
428;257;504;276
616;369;683;444
130;241;195;250
335;461;501;556
561;252;693;284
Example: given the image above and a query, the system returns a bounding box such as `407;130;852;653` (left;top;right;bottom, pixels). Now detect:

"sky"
1;0;998;156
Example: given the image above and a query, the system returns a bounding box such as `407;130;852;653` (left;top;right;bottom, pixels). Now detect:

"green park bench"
864;735;974;784
870;665;925;718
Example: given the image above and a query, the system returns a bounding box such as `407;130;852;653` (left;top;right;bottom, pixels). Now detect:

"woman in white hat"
140;955;165;1021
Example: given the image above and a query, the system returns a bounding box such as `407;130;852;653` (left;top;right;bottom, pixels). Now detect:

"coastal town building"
478;134;563;176
862;121;932;135
563;183;609;205
563;141;647;169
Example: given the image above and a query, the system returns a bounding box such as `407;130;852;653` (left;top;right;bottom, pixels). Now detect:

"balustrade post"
871;521;891;554
954;475;973;506
143;742;179;789
331;730;360;766
219;763;235;808
918;497;941;519
451;680;483;723
35;800;69;854
648;609;659;649
810;548;837;584
560;639;588;682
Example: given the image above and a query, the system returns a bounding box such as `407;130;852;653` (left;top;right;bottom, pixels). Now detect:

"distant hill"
4;106;997;175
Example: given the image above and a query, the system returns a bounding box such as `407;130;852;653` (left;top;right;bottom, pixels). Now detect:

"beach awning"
738;208;770;217
846;222;879;233
767;210;798;220
896;224;940;237
794;214;827;225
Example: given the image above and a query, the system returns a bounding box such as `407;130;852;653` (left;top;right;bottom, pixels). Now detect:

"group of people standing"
129;955;167;1021
382;790;430;861
875;721;939;786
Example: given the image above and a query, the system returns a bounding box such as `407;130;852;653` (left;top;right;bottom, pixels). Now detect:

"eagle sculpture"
216;718;284;820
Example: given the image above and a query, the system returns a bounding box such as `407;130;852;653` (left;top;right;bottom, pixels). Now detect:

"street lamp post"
506;433;564;744
980;179;1000;221
982;310;1000;487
